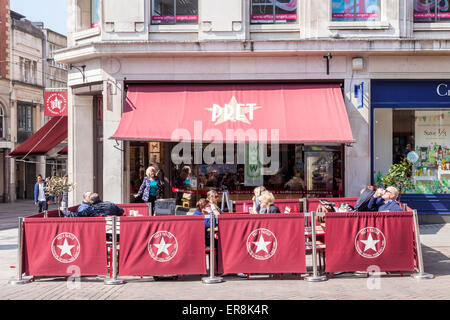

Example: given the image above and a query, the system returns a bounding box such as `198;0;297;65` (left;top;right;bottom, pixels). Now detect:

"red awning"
10;116;68;157
111;84;354;143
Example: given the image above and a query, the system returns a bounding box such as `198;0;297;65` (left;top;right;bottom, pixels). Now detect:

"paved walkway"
0;201;449;300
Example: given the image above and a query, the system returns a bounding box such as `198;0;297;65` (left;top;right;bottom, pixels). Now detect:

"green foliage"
380;158;414;194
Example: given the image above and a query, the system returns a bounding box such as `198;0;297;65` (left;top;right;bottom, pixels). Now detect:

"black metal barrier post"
305;212;327;282
8;217;30;285
105;216;125;285
411;210;434;280
202;213;223;284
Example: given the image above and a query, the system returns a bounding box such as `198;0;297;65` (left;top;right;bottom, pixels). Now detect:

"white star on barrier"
153;237;172;256
57;239;75;257
253;235;271;254
360;233;380;252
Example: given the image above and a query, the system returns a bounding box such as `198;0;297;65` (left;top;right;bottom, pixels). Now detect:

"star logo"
45;92;67;116
205;96;262;125
51;232;81;263
148;231;178;263
246;228;277;260
355;227;386;259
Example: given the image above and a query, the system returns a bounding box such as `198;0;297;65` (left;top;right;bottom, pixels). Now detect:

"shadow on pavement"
422;244;450;277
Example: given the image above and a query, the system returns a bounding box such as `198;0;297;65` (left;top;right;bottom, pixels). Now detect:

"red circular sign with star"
354;227;386;259
147;231;178;263
51;232;81;263
45;92;67;116
246;228;277;260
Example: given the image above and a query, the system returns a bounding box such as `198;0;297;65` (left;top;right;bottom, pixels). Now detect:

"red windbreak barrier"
118;216;206;276
325;212;415;273
22;218;107;276
117;203;149;216
306;197;358;212
217;214;306;274
235;199;302;213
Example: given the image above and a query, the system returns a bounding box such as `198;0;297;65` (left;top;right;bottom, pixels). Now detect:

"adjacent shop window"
17;104;33;143
91;0;101;28
376;109;450;194
151;0;198;24
414;0;450;23
250;0;298;24
331;0;381;21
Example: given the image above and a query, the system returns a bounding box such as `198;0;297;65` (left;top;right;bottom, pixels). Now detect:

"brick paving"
0;201;449;300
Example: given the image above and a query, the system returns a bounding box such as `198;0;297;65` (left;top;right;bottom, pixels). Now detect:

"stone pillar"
9;100;16;202
343;77;371;197
102;79;124;204
68;89;94;206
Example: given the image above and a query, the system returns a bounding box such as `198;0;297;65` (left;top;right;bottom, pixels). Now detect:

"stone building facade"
56;1;450;220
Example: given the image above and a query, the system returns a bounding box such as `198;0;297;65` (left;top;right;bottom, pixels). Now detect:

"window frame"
151;0;199;26
328;0;390;30
250;0;299;25
413;0;450;24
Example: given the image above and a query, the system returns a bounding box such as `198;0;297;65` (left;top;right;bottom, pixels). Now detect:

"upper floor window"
17;104;33;143
91;0;101;28
414;0;450;23
250;0;298;24
151;0;198;25
331;0;381;21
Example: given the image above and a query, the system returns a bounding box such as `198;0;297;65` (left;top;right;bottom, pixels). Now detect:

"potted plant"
380;158;415;195
46;176;75;217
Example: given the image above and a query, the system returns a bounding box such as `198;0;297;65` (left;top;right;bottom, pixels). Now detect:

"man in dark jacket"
367;186;403;212
64;191;97;217
90;193;124;216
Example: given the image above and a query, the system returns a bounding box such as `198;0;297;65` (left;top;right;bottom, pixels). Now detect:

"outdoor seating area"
9;197;433;286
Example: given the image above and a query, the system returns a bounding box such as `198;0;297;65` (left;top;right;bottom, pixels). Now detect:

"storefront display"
372;80;450;197
250;0;298;24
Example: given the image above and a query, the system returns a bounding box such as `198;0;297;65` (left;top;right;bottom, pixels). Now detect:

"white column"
9;100;17;202
344;78;371;197
102;79;124;203
68;89;94;206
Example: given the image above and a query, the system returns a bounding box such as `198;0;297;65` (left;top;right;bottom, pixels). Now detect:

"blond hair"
259;191;275;205
146;166;157;177
253;186;267;197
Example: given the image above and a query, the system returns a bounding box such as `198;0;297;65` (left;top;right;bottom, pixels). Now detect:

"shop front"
372;80;450;221
113;83;354;208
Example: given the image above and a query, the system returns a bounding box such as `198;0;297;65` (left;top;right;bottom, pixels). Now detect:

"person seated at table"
193;198;218;244
251;186;266;213
367;186;403;212
353;185;376;212
90;193;124;217
63;191;98;217
259;192;281;214
207;190;222;214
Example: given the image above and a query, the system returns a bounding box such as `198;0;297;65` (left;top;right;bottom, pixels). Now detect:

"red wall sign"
45;91;68;116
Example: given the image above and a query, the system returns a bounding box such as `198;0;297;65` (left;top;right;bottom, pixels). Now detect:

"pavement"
0;200;449;300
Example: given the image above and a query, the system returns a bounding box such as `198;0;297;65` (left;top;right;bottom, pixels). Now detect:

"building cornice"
55;38;450;64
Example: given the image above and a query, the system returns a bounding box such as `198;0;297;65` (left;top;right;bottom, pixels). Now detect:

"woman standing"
135;166;163;215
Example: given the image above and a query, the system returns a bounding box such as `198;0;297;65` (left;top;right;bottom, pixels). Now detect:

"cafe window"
250;0;298;24
166;142;343;205
151;0;198;25
331;0;381;21
375;108;450;194
414;0;450;23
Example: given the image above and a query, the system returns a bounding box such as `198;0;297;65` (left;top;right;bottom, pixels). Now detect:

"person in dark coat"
89;193;124;216
135;166;164;214
367;186;403;212
64;191;97;217
353;185;376;212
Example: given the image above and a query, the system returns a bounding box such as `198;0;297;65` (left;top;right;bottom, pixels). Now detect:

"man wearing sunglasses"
367;186;403;212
